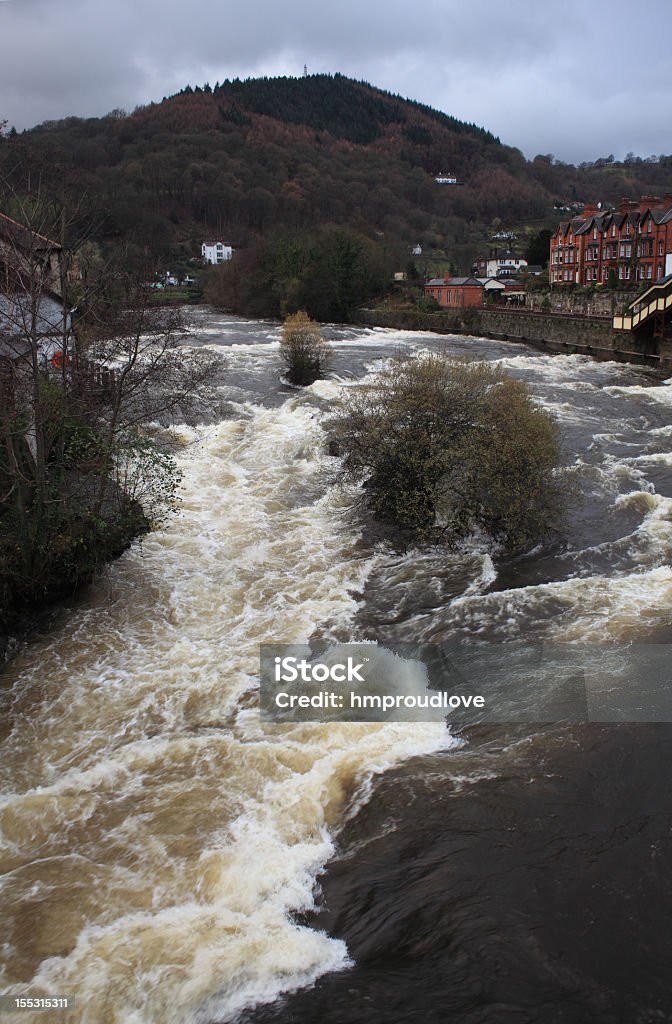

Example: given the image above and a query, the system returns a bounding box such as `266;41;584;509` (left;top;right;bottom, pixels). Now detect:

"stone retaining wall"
355;308;669;371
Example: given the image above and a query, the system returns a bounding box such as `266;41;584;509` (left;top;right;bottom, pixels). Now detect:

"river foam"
3;314;672;1022
0;389;452;1023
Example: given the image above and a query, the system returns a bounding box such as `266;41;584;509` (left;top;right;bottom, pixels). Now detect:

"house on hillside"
472;250;528;279
201;241;233;264
550;195;672;286
425;274;484;308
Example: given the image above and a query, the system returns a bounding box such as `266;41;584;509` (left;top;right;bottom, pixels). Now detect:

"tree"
0;186;222;631
279;310;330;385
525;229;553;269
328;354;565;549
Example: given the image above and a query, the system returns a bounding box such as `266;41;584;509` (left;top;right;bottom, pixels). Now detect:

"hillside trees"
6;76;672;292
525;229;553;268
204;227;394;321
0;78;558;267
329;355;565;550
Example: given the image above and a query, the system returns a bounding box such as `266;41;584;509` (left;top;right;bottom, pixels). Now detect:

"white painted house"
201;242;233;265
473;251;528;279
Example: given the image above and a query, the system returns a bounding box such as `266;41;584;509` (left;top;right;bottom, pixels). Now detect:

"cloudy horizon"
1;0;670;166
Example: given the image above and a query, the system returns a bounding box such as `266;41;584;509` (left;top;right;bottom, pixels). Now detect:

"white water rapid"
0;368;452;1023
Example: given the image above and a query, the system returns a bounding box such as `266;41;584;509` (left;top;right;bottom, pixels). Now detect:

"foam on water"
0;392;452;1023
3;315;672;1022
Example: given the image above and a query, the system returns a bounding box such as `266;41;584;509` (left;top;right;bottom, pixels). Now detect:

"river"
1;312;671;1023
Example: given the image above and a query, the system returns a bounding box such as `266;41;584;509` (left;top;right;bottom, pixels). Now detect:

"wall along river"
1;311;672;1023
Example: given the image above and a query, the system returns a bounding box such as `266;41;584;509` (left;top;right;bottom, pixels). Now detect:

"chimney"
444;271;450;282
640;194;661;212
583;202;600;217
619;197;639;215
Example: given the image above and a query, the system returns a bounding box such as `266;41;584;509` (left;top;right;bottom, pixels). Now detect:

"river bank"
0;487;148;664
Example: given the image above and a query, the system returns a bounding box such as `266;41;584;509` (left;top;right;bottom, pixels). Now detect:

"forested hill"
3;72;672;273
211;74;499;146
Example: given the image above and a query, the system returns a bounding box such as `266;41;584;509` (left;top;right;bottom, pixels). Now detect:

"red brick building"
550;196;672;286
424;274;484;308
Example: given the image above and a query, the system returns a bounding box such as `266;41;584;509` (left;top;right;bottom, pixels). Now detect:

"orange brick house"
424;274;484;308
550;196;672;286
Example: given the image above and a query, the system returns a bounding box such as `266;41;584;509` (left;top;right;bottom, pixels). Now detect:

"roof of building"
426;276;483;287
554;196;672;241
0;211;61;251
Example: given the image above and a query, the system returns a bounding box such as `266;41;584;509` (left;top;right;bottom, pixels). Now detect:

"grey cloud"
0;0;670;163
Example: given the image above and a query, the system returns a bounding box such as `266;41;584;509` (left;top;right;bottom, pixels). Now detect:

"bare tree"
0;184;223;628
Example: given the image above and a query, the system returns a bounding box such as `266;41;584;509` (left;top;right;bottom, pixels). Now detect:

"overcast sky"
1;0;670;164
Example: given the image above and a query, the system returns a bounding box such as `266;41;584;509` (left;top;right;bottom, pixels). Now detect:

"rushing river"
1;312;672;1024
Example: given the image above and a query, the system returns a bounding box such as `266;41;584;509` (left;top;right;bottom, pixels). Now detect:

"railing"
480;305;611;321
613;276;672;332
67;357;118;399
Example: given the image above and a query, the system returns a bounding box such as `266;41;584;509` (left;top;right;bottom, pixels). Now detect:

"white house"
473;250;528;279
435;173;458;185
201;242;233;265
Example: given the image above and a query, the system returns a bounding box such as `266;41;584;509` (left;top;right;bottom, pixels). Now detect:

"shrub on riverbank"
328;354;565;550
